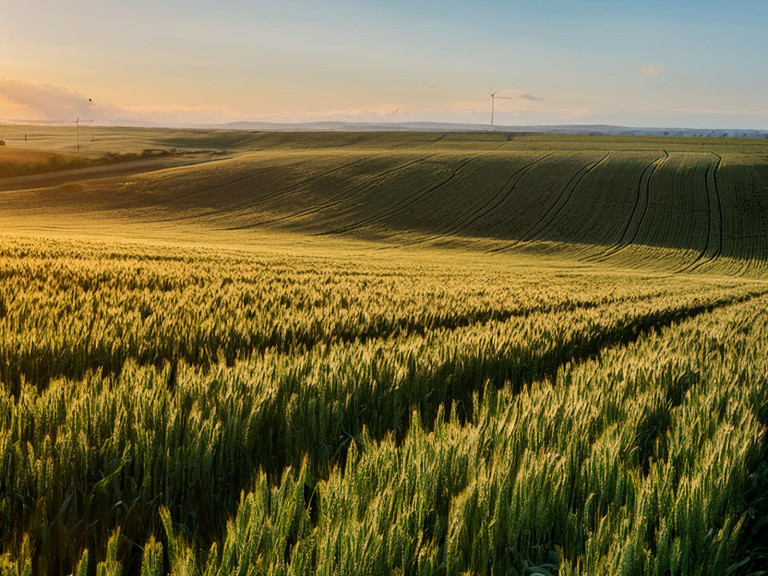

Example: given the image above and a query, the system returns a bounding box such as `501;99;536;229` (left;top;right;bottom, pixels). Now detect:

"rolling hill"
1;129;768;575
1;130;767;275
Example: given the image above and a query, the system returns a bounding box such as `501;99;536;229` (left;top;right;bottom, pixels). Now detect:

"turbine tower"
489;92;514;127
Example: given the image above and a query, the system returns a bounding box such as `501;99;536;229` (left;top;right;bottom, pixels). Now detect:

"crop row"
0;271;759;571
156;295;768;576
7;289;763;575
0;238;724;390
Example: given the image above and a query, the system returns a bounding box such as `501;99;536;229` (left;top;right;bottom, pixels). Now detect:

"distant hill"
210;120;768;139
3;118;765;138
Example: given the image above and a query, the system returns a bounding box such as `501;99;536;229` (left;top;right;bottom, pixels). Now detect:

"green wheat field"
1;127;767;575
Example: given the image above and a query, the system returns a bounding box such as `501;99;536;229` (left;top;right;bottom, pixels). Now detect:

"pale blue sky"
1;1;766;127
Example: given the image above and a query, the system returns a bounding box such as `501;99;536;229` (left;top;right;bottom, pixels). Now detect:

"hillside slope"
2;131;768;574
1;131;767;275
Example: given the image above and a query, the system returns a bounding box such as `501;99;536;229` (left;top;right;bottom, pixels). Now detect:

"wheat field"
0;128;766;575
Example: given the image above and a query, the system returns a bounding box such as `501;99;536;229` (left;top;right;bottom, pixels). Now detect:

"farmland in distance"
0;128;767;575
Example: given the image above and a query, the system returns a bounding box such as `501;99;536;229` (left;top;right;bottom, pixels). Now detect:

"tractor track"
158;162;291;206
397;152;557;248
225;154;379;212
491;152;611;253
438;152;557;239
326;155;480;235
429;133;449;145
594;151;669;261
146;154;380;225
243;154;441;229
681;153;724;273
122;164;297;224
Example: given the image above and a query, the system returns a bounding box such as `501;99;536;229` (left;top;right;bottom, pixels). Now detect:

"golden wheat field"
0;127;767;575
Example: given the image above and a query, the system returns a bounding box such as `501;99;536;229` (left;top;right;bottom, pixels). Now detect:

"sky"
1;0;767;128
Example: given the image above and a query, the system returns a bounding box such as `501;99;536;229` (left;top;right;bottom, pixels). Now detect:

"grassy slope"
0;129;767;575
0;130;766;274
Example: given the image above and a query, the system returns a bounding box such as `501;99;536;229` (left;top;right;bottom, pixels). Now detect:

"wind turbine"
489;92;514;127
73;117;94;152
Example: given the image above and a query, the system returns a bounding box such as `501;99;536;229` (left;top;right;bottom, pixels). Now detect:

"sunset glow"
2;1;767;128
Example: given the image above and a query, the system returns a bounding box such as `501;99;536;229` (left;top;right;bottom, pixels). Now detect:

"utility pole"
74;118;93;151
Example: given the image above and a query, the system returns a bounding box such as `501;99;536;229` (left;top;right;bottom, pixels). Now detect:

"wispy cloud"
641;64;662;77
0;78;258;125
0;78;96;120
492;89;544;102
0;79;576;127
0;79;412;125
